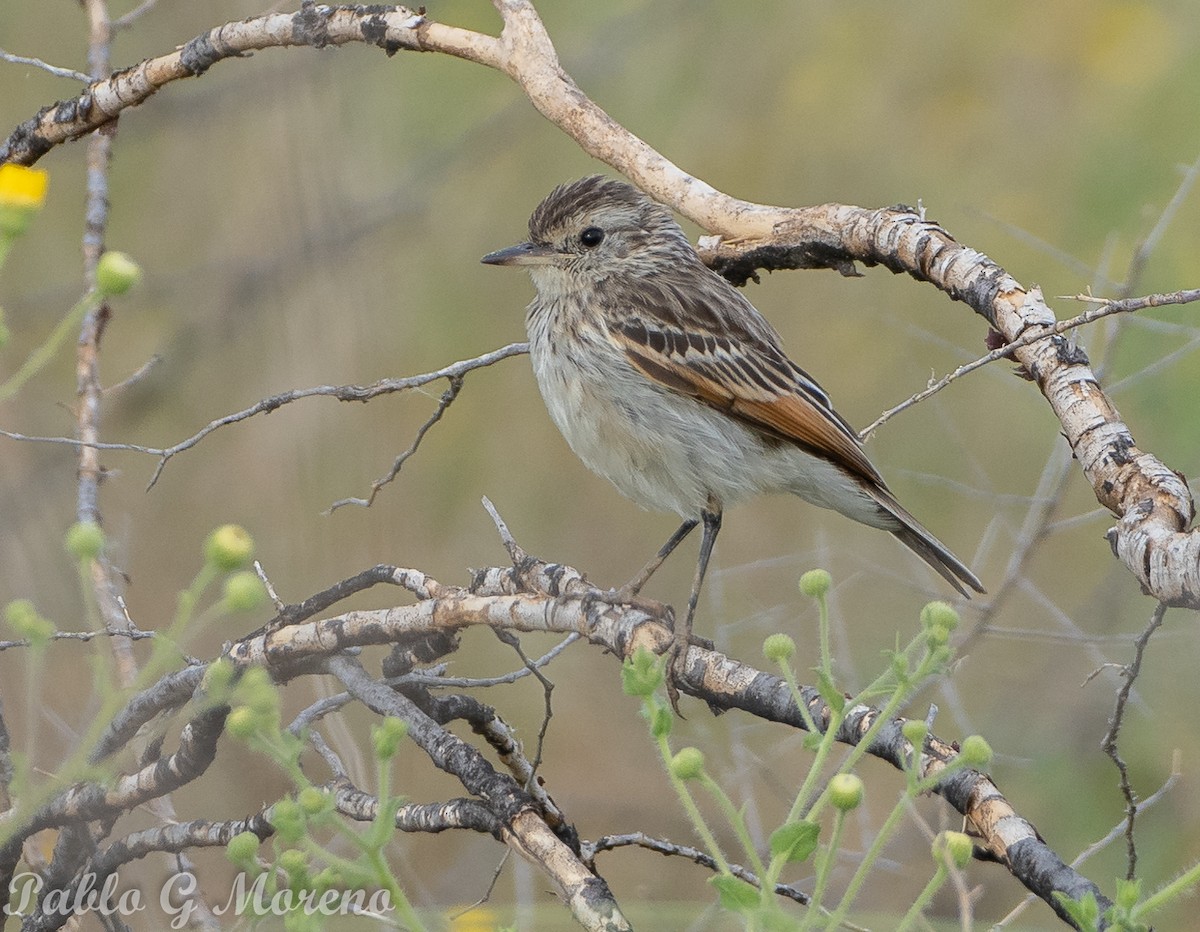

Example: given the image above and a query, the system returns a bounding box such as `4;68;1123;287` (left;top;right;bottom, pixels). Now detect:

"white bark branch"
3;2;1195;603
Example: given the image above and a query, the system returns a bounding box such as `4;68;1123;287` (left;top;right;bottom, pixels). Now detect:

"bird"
481;176;983;677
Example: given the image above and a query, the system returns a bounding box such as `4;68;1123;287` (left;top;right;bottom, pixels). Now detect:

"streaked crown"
526;176;700;272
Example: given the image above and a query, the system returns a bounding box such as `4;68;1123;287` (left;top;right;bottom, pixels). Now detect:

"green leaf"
817;670;844;713
621;647;665;697
1115;877;1142;910
1052;890;1100;932
710;874;760;912
769;820;820;863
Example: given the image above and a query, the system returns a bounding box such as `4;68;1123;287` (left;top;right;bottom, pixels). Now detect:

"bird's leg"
667;506;721;711
620;518;699;597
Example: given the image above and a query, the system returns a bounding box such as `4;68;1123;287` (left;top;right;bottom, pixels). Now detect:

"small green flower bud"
95;251;142;296
798;569;831;599
933;830;974;868
65;521;104;560
222;571;266;613
297;786;330;816
5;599;37;627
312;868;341;892
279;848;308;880
763;633;796;663
4;599;54;647
202;658;236;699
958;734;993;768
235;666;279;717
925;624;950;648
901;720;928;747
669;747;705;781
373;717;408;760
920;601;959;633
226;831;260;864
205;524;255;571
829;773;864;811
928;645;953;668
225;706;258;739
271;799;305;844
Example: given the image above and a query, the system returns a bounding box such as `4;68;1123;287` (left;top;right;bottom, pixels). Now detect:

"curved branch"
225;555;1111;925
5;4;1193;605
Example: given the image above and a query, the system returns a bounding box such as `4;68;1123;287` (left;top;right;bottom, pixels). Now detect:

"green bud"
278;848;308;881
225;831;260;865
828;773;864;811
932;830;974;868
202;658;236;700
271;799;305;844
927;645;953;668
225;706;258;739
5;599;37;627
4;599;54;647
372;717;408;760
798;569;831;599
95;251;142;296
65;521;104;560
222;571;266;613
297;786;330;816
957;734;993;768
920;601;959;633
901;720;928;747
0;206;33;238
235;666;279;717
205;524;255;571
763;633;796;663
312;868;340;892
925;624;950;648
669;747;705;781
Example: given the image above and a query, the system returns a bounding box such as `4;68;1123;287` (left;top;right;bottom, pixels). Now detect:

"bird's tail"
870;488;985;597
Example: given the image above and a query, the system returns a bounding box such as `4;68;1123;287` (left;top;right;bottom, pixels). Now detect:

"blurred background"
1;0;1199;927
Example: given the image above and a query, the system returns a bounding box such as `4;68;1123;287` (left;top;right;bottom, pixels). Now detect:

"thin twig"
0;47;90;82
327;374;464;512
996;754;1181;928
110;0;161;31
0;628;155;652
860;289;1200;439
1099;601;1169;881
146;343;525;489
0;345;528;484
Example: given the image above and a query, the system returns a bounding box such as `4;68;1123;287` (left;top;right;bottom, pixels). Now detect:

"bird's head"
481;176;697;291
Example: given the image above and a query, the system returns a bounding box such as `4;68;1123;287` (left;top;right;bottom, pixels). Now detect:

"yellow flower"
0;164;49;240
0;164;48;210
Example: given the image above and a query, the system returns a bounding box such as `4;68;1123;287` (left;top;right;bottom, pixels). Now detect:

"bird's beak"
480;241;561;267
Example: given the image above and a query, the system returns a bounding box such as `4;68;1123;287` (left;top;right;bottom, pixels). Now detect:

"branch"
0;48;90;83
325;654;631;932
224;553;1111;925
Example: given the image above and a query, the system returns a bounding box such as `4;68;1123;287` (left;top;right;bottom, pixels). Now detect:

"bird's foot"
663;614;714;715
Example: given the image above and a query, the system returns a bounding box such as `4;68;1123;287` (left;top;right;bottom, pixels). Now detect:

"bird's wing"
611;277;887;488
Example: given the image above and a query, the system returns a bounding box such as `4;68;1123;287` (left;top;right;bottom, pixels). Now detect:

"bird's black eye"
579;227;605;248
